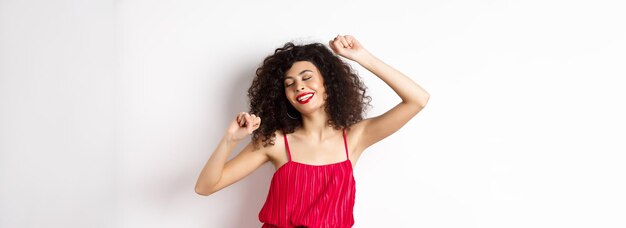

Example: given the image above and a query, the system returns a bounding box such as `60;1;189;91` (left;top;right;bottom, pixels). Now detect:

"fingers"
237;112;247;127
246;114;261;133
344;35;355;47
245;113;253;131
236;112;261;132
237;112;251;127
338;36;350;48
328;39;337;51
250;115;261;130
329;35;359;57
331;35;352;49
329;40;344;54
329;36;343;49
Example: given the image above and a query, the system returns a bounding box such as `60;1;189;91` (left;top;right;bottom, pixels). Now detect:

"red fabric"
259;128;356;228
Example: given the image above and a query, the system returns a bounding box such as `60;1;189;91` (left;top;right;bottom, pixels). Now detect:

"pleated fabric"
258;128;356;228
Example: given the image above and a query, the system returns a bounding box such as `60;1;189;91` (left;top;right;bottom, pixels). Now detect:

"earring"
286;105;300;120
286;110;299;120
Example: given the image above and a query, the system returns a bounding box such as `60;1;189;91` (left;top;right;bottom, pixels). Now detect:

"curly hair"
248;42;372;148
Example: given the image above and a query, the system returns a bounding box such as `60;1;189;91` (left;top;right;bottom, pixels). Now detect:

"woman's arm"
195;112;268;196
329;35;430;152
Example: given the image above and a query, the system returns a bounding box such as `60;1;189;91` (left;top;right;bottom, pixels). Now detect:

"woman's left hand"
328;35;370;63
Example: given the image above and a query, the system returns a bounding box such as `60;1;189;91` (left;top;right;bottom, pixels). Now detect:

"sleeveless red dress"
258;128;356;228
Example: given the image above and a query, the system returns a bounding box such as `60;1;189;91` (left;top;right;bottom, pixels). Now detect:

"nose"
296;83;304;92
294;80;305;92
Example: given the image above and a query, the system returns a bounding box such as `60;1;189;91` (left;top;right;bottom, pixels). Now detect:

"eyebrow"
285;70;313;79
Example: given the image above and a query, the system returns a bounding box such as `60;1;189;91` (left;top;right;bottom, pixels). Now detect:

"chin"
292;99;326;115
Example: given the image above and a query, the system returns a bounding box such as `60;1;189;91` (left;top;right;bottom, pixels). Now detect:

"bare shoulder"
257;129;289;170
247;130;280;155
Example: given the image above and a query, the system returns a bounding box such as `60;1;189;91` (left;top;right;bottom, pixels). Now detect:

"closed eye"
284;79;294;87
285;75;312;87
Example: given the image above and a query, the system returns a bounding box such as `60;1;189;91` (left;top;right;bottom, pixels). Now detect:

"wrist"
356;51;378;69
223;133;241;145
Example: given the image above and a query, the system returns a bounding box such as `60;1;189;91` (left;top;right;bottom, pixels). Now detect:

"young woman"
195;35;430;227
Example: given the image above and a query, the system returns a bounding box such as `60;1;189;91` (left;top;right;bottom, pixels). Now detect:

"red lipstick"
296;92;315;104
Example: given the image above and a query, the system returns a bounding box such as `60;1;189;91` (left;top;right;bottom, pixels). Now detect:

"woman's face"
284;61;326;115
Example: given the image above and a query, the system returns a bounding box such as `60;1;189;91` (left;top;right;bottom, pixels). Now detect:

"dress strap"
343;128;349;161
283;131;292;161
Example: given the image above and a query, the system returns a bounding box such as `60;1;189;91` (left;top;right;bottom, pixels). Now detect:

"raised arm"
195;112;269;196
329;35;430;152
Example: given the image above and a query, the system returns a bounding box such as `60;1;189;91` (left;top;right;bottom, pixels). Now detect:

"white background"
1;0;625;227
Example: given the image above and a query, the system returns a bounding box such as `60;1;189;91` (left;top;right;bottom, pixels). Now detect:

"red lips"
296;92;315;104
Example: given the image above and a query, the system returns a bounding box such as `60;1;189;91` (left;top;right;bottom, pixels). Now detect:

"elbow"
419;94;430;108
195;185;213;196
404;95;429;117
405;94;430;109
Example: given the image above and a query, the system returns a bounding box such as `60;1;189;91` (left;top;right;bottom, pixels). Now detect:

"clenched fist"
227;112;261;141
328;34;370;62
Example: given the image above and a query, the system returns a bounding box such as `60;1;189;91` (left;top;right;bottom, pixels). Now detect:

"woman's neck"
298;109;337;142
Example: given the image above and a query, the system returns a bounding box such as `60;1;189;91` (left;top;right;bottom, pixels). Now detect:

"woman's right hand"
226;112;261;141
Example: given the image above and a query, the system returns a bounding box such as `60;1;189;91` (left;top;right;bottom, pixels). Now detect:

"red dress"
258;128;356;228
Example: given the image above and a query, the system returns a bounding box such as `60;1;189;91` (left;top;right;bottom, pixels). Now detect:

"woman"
195;35;430;227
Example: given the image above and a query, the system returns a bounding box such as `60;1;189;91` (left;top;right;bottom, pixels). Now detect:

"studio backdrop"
1;0;625;227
